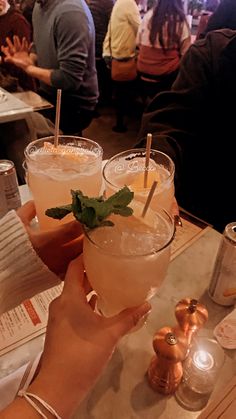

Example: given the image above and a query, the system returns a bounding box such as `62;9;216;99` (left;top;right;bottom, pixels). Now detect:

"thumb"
110;301;151;339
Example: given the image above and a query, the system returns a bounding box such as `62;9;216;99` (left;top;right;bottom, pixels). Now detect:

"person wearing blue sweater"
2;0;99;134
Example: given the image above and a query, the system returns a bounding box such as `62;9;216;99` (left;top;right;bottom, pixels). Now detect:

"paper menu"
0;284;63;356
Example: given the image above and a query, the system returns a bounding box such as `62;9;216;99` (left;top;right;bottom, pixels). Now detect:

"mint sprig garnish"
45;186;134;229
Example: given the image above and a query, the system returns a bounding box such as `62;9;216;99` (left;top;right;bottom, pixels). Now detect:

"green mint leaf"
45;205;72;220
106;185;133;207
46;186;134;229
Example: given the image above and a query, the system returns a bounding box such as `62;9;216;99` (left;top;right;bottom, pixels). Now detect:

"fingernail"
174;215;182;227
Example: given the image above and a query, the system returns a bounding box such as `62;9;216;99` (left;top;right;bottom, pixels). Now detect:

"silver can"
208;222;236;306
0;160;21;219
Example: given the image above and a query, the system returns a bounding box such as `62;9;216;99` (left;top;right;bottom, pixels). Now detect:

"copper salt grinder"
147;326;188;395
175;298;208;345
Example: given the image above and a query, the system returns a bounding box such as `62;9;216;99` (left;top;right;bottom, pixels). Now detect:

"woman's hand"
1;36;34;71
17;201;83;276
28;255;151;418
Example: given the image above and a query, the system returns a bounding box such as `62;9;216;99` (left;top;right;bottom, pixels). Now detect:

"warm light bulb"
193;350;214;371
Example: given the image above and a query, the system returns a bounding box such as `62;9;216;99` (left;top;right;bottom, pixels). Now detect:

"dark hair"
149;0;187;50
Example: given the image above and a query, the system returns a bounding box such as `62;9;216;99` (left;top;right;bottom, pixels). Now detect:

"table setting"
0;90;236;418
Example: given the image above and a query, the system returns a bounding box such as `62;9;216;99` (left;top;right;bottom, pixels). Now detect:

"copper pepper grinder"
147;326;188;395
175;298;208;345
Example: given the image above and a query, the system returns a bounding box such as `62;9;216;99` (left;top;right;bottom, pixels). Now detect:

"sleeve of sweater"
0;210;60;316
127;1;141;35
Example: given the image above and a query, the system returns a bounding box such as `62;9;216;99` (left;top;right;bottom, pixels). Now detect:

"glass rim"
102;148;175;190
84;206;175;258
24;135;103;163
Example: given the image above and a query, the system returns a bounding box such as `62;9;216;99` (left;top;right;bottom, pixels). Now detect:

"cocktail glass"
83;201;175;317
24;136;103;230
103;149;175;214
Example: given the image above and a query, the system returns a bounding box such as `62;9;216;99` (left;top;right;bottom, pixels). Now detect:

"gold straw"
142;180;158;218
54;89;62;148
144;133;153;188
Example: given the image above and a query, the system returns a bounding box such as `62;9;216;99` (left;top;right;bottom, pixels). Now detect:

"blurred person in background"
0;0;35;90
136;29;236;232
137;0;191;105
103;0;141;132
1;0;98;135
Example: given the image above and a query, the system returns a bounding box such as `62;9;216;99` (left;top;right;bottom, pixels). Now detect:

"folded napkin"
0;352;41;410
214;307;236;349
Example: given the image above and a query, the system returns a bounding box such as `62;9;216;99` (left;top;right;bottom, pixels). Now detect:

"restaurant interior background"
0;0;212;161
85;0;208;159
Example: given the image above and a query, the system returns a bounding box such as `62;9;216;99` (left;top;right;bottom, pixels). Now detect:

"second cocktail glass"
83;201;175;317
103;148;175;214
25;136;103;229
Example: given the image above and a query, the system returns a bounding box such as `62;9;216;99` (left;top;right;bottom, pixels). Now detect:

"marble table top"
71;227;236;419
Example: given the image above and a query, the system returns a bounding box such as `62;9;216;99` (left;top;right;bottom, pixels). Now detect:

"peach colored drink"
25;136;103;229
103;149;175;213
83;202;174;317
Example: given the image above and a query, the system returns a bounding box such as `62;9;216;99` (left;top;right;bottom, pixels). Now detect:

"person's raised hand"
17;200;83;276
28;255;151;418
1;36;34;71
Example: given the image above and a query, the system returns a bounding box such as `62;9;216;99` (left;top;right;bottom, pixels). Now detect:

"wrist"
28;372;85;419
1;397;54;419
25;64;36;75
18;394;56;419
